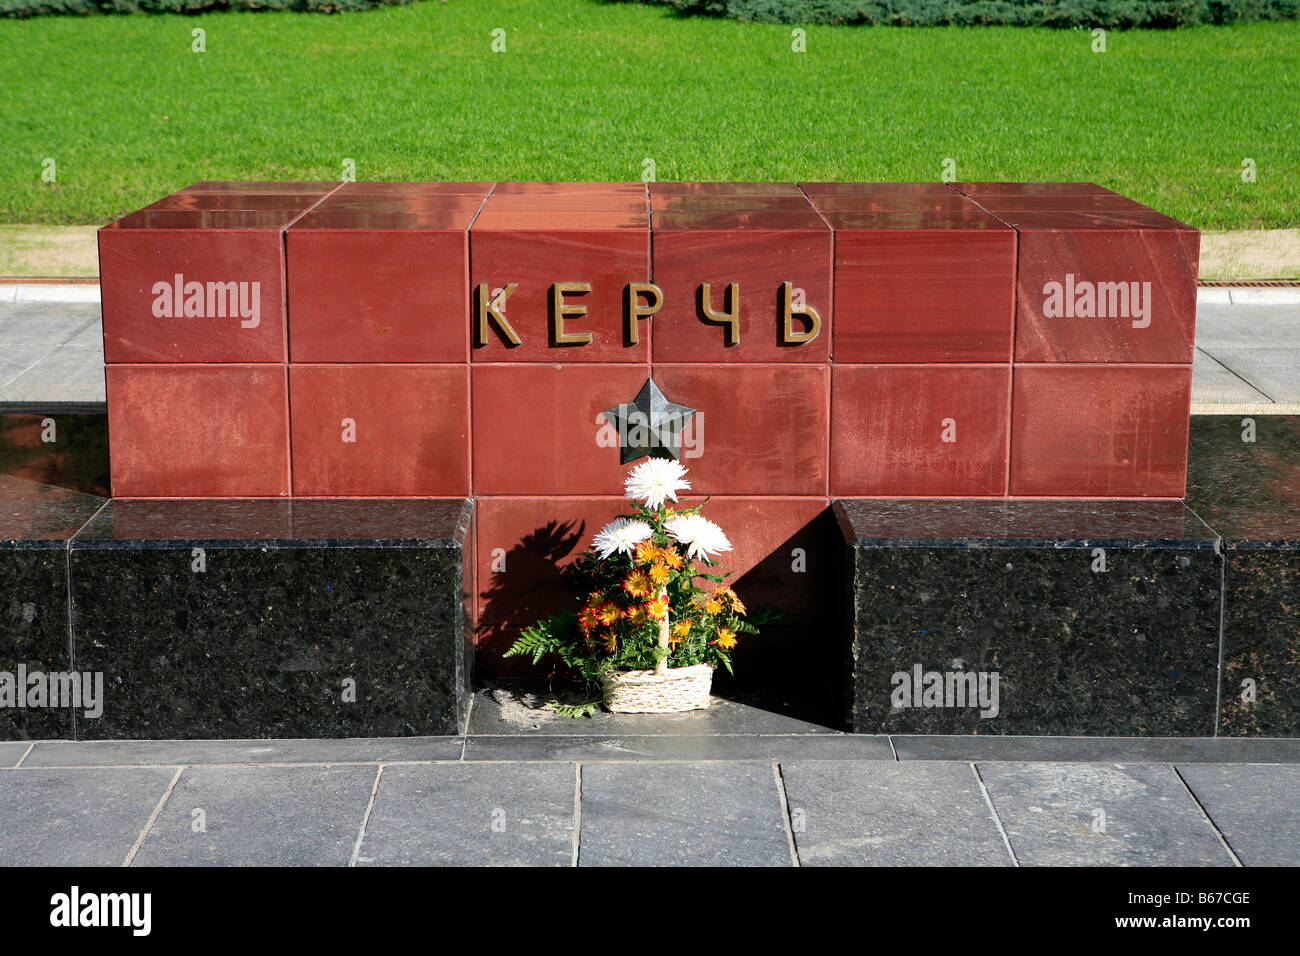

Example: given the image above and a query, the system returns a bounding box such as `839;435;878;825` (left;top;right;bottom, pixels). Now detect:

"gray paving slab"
977;762;1236;866
465;733;893;762
1195;303;1300;350
781;761;1011;866
23;736;464;767
0;347;105;402
892;735;1300;763
578;761;792;866
0;767;176;865
356;762;575;866
0;741;32;767
1192;348;1273;404
469;685;836;735
1177;763;1300;866
0;301;100;338
1200;347;1300;403
132;765;376;866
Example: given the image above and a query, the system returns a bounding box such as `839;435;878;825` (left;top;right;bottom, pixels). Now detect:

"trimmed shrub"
628;0;1300;26
1;0;410;15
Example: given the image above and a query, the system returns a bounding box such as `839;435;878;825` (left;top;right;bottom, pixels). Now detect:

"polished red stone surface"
96;182;1201;503
952;182;1123;198
651;365;829;495
472;364;650;494
178;181;338;195
830;365;1011;496
1012;226;1200;363
289;364;470;496
106;364;290;497
801;182;957;199
650;189;832;363
804;191;1015;363
472;494;835;681
144;193;331;212
1009;365;1192;497
470;187;650;362
286;185;491;363
473;495;629;672
99;212;291;364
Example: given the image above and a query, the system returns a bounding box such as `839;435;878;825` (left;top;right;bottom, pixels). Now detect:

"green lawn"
0;1;1296;229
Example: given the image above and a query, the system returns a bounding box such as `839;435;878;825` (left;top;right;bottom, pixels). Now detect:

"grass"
0;1;1296;229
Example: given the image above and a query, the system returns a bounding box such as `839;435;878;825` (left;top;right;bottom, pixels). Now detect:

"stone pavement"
2;289;1299;410
2;692;1299;867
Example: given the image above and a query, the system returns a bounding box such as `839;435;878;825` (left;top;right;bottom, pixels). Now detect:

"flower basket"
600;663;714;714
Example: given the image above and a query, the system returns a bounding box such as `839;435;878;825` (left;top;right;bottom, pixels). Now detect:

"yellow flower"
714;627;737;650
661;548;684;570
648;563;672;586
597;601;622;627
634;541;659;566
623;569;653;599
703;597;723;616
646;596;669;621
578;605;601;633
626;605;649;627
601;631;618;653
672;619;692;638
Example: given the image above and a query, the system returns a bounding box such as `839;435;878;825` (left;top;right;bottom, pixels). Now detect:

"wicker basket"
600;663;714;714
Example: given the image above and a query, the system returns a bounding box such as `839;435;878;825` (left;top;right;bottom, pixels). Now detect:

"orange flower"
634;541;659;566
597;601;622;627
578;605;601;633
626;605;649;627
601;631;618;653
672;619;692;639
661;548;684;570
623;569;653;599
648;563;672;586
714;627;737;650
702;597;723;616
646;596;669;621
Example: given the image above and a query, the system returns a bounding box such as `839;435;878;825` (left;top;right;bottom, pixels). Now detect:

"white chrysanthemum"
664;513;732;560
624;458;691;509
592;517;653;559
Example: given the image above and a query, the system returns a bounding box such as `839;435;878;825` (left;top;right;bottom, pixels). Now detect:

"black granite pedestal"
67;498;474;739
1186;415;1300;737
0;475;106;739
837;499;1223;736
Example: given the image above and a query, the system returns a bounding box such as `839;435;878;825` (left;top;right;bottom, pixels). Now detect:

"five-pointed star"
603;378;697;464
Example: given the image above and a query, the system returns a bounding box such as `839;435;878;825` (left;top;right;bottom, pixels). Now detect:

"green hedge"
631;0;1300;26
1;0;408;15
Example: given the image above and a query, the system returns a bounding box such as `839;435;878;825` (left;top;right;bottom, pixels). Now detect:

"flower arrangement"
504;458;764;714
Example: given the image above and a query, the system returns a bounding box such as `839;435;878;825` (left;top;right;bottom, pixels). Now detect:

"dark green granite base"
68;498;473;739
0;476;105;739
838;500;1223;736
1186;415;1300;736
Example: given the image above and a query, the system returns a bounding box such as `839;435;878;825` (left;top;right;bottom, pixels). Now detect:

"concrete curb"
1;284;1299;306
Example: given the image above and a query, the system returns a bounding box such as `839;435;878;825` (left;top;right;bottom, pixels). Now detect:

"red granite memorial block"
802;182;957;199
952;182;1123;198
970;193;1199;365
285;183;492;363
288;364;470;497
472;364;649;495
177;181;339;194
470;184;651;362
801;184;1016;364
830;365;1011;496
99;208;297;364
144;192;334;212
473;495;628;672
1009;365;1192;497
650;365;829;496
106;364;290;498
650;186;832;363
